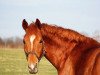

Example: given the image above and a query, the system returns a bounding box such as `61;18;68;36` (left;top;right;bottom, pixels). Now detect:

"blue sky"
0;0;100;38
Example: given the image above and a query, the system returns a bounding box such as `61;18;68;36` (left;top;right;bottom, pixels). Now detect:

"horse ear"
22;19;28;31
35;19;41;29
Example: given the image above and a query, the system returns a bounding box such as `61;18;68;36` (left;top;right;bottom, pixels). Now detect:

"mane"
41;23;88;43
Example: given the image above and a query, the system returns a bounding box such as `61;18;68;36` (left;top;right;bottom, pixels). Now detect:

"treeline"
0;37;23;48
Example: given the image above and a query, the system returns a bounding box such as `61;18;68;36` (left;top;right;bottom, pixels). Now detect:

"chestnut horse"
22;19;100;75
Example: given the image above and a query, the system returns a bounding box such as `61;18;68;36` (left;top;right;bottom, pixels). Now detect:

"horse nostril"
28;65;31;69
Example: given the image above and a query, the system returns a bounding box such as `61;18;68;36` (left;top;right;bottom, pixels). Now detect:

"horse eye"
25;52;28;60
23;40;25;44
39;40;42;43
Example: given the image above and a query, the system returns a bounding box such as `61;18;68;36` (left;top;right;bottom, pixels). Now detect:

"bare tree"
14;37;23;48
0;37;4;48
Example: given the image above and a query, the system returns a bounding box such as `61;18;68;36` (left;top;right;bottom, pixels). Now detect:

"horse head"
22;19;45;74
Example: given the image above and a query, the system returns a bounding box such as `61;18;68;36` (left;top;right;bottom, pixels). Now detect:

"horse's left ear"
35;19;42;29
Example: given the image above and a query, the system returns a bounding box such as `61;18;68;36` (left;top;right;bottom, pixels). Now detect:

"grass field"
0;48;57;75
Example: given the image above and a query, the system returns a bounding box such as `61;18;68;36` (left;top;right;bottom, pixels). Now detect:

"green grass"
0;48;57;75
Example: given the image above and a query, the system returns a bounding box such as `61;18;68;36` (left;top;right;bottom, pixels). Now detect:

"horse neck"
42;36;67;70
40;25;77;70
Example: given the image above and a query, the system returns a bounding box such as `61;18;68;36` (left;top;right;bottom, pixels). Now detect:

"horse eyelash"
39;40;43;43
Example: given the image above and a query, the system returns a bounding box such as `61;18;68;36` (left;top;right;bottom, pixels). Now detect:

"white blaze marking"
30;35;36;50
30;64;35;70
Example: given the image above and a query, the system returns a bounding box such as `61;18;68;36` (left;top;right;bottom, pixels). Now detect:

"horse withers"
22;19;100;75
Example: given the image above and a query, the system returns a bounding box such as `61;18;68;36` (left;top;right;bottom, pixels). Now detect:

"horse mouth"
29;67;38;74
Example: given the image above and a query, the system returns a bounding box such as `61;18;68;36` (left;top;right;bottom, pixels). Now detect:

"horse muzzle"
28;64;38;74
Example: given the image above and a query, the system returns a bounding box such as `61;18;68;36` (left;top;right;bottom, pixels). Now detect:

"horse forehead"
30;35;36;43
